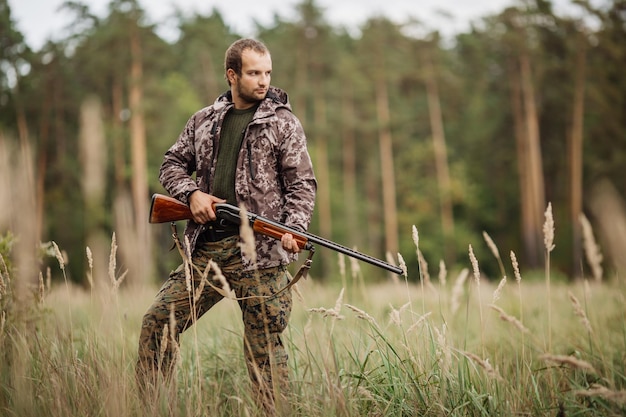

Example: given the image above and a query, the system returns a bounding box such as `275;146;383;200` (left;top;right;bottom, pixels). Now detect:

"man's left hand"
281;233;300;253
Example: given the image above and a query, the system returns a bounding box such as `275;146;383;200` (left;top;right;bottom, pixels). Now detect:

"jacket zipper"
247;140;256;181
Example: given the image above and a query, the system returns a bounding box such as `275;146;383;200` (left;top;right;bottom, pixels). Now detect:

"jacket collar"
214;86;292;117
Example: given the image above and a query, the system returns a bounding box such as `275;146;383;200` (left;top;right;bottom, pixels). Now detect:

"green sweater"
212;105;257;204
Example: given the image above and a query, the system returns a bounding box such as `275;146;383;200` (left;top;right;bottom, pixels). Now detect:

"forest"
1;0;626;286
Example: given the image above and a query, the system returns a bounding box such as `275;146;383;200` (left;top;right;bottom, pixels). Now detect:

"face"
228;49;272;109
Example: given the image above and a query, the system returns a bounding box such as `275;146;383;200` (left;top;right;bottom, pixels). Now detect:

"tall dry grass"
1;215;625;416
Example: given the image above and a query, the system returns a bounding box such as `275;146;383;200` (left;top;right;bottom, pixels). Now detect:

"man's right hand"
188;191;226;224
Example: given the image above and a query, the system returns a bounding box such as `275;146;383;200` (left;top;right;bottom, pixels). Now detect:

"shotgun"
149;193;403;275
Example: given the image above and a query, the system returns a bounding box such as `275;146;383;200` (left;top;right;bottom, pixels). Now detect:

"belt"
199;219;240;243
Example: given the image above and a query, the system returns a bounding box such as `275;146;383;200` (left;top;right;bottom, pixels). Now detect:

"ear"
226;69;237;84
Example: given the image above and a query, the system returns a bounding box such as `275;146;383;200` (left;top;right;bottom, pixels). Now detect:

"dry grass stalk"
309;288;345;320
543;203;554;352
184;236;192;293
492;276;507;304
292;281;304;303
412;225;419;250
568;291;593;334
489;304;529;334
450;268;468;315
345;303;378;326
540;354;596;374
417;249;436;292
438;260;447;287
389;305;401;326
406;311;432;334
417;249;429;282
238;204;257;266
468;244;485;355
193;273;207;304
510;251;522;284
0;255;11;298
85;247;94;289
482;231;500;259
52;241;65;271
0;252;8;277
356;386;376;402
397;253;407;278
0;256;6;298
159;323;170;365
543;203;555;253
388;302;411;327
463;352;503;381
108;234;116;286
37;272;45;305
510;250;524;341
107;233;127;290
579;213;603;281
575;384;626;404
169;304;181;366
483;231;506;279
209;260;235;299
434;324;451;369
348;254;361;281
45;267;51;292
338;253;345;278
469;245;480;287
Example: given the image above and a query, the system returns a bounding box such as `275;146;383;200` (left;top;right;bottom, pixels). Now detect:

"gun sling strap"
170;222;313;304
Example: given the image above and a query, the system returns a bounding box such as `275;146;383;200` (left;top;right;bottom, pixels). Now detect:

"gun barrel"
305;230;403;275
214;203;403;275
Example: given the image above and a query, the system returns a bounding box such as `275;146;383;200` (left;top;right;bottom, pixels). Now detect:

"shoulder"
189;94;231;129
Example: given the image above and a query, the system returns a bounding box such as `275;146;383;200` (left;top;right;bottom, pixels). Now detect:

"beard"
235;83;267;105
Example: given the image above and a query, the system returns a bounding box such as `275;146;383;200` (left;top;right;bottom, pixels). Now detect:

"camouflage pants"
136;235;292;408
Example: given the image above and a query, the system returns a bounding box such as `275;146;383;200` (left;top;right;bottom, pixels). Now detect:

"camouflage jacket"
159;86;317;270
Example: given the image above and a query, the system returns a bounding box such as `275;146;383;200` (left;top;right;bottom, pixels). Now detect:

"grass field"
1;227;625;417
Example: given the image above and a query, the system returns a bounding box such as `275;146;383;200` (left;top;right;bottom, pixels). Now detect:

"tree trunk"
341;81;361;248
423;48;455;261
519;50;545;267
79;96;109;288
112;77;126;189
200;50;219;104
127;25;151;286
375;71;399;259
36;69;53;243
568;34;586;278
313;80;333;277
509;59;536;266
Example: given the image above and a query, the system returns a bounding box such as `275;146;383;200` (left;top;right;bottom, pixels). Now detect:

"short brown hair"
224;38;270;85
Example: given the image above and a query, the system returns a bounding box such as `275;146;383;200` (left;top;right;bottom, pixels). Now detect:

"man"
136;38;317;412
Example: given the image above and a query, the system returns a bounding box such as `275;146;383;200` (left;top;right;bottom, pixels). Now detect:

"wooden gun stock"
149;193;193;223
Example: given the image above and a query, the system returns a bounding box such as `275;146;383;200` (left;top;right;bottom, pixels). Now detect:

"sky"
8;0;526;50
8;0;596;50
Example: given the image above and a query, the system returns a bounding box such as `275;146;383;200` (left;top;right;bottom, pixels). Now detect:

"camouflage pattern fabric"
158;86;317;271
136;235;292;411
